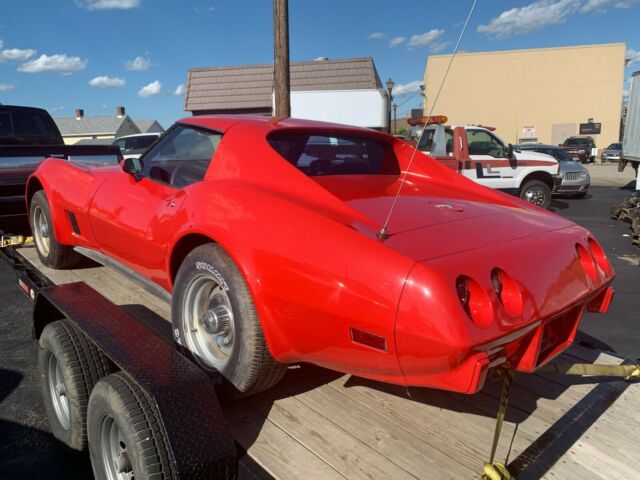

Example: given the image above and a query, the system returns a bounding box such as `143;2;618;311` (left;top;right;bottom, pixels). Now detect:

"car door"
463;128;515;190
89;125;221;286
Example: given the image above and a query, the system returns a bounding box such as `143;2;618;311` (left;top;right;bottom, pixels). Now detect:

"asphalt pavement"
0;182;639;478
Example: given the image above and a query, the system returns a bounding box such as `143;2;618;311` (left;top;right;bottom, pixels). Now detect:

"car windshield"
607;143;622;150
549;148;574;162
268;132;400;176
564;138;590;147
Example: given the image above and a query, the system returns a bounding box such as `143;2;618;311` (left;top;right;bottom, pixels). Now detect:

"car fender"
167;180;413;379
27;159;115;246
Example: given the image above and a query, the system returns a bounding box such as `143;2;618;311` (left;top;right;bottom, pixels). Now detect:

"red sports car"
27;115;615;396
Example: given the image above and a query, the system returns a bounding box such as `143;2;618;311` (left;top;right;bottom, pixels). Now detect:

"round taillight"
576;243;597;280
456;275;494;328
491;268;523;317
588;238;611;275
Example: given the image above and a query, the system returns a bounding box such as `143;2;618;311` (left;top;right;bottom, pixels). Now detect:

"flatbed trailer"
2;242;639;480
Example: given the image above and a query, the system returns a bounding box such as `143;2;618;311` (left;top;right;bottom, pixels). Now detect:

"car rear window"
564;138;590;147
268;132;400;176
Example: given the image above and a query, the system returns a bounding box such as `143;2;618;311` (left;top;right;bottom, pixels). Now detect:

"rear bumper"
404;286;614;395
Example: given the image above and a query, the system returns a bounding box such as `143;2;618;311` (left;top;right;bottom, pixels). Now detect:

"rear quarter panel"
168;180;414;381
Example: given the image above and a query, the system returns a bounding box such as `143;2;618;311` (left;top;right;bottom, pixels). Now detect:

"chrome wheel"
33;205;51;256
47;353;70;430
100;416;134;480
182;274;235;370
523;185;547;206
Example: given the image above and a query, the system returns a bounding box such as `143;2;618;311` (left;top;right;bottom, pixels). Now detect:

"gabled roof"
136;120;165;133
53;115;136;136
185;57;383;112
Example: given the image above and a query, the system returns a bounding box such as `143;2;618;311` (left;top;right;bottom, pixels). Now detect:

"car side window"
466;129;506;158
141;125;221;188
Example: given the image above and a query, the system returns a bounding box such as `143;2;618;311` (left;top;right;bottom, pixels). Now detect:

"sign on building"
580;122;601;135
522;124;536;138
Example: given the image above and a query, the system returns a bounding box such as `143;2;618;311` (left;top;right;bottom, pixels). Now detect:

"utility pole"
273;0;291;117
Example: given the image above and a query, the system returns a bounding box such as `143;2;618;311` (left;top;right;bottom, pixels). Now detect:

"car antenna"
377;0;479;240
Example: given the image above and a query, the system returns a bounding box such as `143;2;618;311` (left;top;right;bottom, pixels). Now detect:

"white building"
183;57;389;129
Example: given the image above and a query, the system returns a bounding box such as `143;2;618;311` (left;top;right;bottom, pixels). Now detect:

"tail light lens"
491;268;523;317
456;275;494;328
576;243;597;280
588;238;612;276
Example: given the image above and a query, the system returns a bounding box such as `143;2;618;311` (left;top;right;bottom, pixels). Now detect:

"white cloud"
89;75;126;88
477;0;580;38
626;48;640;66
50;106;65;112
126;56;153;71
0;48;36;62
582;0;639;11
392;80;422;96
407;29;446;50
0;40;3;49
138;80;162;97
389;36;406;48
368;32;386;40
75;0;140;10
18;54;87;74
0;83;15;92
173;84;185;96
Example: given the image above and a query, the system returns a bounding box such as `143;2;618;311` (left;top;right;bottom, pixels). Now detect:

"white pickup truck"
414;120;561;208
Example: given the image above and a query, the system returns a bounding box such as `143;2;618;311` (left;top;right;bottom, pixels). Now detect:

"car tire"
39;320;115;451
519;179;551;208
172;243;286;396
87;373;174;480
30;190;81;269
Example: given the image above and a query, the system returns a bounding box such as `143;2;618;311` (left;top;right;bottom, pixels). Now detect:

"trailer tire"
30;190;81;269
39;320;115;451
172;243;286;396
88;373;174;480
519;179;551;208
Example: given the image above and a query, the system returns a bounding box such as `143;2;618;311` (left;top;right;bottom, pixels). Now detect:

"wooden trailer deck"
17;246;640;480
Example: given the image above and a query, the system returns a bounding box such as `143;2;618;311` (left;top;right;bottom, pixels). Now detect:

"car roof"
178;115;387;137
519;144;561;149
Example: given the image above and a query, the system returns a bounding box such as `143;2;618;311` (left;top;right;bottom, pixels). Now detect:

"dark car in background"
560;136;596;163
601;142;622;162
518;144;590;197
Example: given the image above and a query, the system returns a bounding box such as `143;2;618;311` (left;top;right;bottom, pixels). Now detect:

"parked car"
601;143;622;162
112;132;161;160
0;104;120;221
26;115;615;397
414;120;560;208
518;144;590;197
560;136;596;163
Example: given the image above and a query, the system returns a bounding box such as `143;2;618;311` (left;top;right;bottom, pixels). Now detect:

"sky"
1;0;639;128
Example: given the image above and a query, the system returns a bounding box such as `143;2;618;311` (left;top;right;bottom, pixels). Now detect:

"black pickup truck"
1;105;121;222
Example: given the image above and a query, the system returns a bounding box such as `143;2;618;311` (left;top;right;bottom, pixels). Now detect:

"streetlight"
393;103;397;135
385;78;394;134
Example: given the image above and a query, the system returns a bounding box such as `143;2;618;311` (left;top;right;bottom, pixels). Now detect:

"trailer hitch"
481;360;639;479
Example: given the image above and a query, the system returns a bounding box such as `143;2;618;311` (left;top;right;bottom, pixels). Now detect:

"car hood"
313;175;573;261
514;150;558;166
559;161;587;173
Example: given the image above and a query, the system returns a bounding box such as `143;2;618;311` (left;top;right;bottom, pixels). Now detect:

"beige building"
424;43;626;153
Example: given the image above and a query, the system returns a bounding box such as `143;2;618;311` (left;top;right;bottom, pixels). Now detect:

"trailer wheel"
88;373;174;480
39;320;115;450
30;190;81;269
519;179;551;208
172;243;286;396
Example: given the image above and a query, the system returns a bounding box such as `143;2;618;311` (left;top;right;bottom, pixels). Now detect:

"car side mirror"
122;157;143;181
507;143;516;160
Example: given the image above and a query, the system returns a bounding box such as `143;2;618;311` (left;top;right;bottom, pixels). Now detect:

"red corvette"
27;115;615;395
